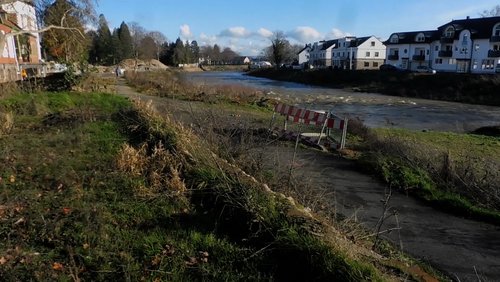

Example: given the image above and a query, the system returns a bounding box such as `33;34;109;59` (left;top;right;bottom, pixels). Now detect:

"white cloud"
199;33;218;46
287;26;323;43
326;28;352;39
219;26;251;38
257;28;273;38
179;24;193;40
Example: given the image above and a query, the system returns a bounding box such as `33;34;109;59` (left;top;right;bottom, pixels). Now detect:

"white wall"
1;1;41;62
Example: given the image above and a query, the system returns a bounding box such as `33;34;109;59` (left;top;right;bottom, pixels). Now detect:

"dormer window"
493;23;500;36
416;33;425;42
390;34;399;43
444;26;455;38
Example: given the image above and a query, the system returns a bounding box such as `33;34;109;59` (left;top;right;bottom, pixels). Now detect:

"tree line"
39;0;241;66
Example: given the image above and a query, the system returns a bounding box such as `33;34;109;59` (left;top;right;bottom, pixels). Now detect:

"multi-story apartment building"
385;16;500;73
332;36;386;70
309;39;337;68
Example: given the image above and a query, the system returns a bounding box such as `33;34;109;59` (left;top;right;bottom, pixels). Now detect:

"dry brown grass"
0;111;13;136
125;70;265;105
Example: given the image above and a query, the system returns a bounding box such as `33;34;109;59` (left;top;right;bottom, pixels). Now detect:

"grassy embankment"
0;75;438;280
249;68;500;106
126;69;500;224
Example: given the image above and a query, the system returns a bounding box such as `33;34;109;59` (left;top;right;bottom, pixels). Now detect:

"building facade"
385;16;500;74
332;36;386;70
0;0;42;81
309;40;337;68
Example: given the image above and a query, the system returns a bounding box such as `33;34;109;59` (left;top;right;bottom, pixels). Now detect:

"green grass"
0;91;394;281
359;128;500;224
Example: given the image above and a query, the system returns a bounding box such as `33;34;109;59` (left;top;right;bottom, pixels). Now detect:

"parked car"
416;66;436;74
379;64;399;71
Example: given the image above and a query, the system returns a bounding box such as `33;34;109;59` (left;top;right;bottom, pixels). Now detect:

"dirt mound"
119;59;168;71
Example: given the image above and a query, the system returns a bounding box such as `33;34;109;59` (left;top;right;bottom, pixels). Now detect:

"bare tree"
269;31;294;68
480;5;500;17
148;31;167;61
128;21;146;59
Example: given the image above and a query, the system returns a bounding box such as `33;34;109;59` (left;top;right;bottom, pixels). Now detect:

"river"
183;71;500;132
181;72;500;280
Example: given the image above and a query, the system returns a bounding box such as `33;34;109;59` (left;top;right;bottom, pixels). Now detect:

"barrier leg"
340;118;348;149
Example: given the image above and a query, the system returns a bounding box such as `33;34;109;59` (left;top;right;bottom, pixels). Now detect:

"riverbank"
248;69;500;106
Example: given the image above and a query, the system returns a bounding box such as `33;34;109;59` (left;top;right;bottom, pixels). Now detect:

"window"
364;62;370;67
404;49;408;54
462;33;469;46
494;45;499;51
475;44;480;51
371;41;375;46
375;52;379;57
435;58;443;64
390;35;399;43
435;46;439;51
366;52;370;57
448;58;456;65
426;50;429;55
416;33;425;42
373;62;379;67
445;26;455;38
482;59;495;69
494;23;500;36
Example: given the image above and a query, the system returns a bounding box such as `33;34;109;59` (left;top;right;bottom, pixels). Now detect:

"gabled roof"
321;40;337;50
437;16;500;39
297;45;310;55
384;30;438;45
349;36;370;47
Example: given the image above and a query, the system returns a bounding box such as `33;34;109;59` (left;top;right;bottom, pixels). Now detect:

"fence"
272;103;348;150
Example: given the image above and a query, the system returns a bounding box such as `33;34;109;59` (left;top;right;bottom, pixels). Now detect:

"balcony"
412;55;425;61
490;36;500;42
387;54;399;60
488;50;500;57
438;50;453;57
440;37;454;44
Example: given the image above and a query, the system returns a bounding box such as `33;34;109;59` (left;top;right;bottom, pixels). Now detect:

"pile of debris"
118;59;168;71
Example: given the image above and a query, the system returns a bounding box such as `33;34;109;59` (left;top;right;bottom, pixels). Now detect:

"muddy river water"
184;71;500;132
182;72;500;281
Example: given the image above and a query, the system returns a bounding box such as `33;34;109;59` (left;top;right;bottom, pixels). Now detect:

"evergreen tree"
111;29;122;63
190;40;200;64
172;38;185;65
95;14;113;65
160;42;175;66
118;22;133;59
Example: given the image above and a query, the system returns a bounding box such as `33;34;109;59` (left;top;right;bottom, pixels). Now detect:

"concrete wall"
0;63;19;83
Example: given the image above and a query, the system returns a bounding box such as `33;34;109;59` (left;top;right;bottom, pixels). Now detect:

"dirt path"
115;78;500;281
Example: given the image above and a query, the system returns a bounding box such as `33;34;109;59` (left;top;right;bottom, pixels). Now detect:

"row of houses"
298;16;500;74
0;0;42;83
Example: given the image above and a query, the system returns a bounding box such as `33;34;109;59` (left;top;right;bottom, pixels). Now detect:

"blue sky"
96;0;499;55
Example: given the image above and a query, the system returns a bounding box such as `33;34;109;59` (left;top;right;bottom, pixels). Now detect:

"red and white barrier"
272;103;348;150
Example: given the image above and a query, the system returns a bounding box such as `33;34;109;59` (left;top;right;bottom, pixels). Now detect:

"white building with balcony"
384;16;500;74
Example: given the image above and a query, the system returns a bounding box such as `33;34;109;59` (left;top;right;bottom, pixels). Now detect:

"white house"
385;16;500;74
332;36;386;70
384;30;436;71
297;44;310;67
0;7;19;82
1;0;41;62
309;39;337;68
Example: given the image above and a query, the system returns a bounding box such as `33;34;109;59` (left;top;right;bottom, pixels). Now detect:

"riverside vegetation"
3;70;496;280
249;68;500;106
